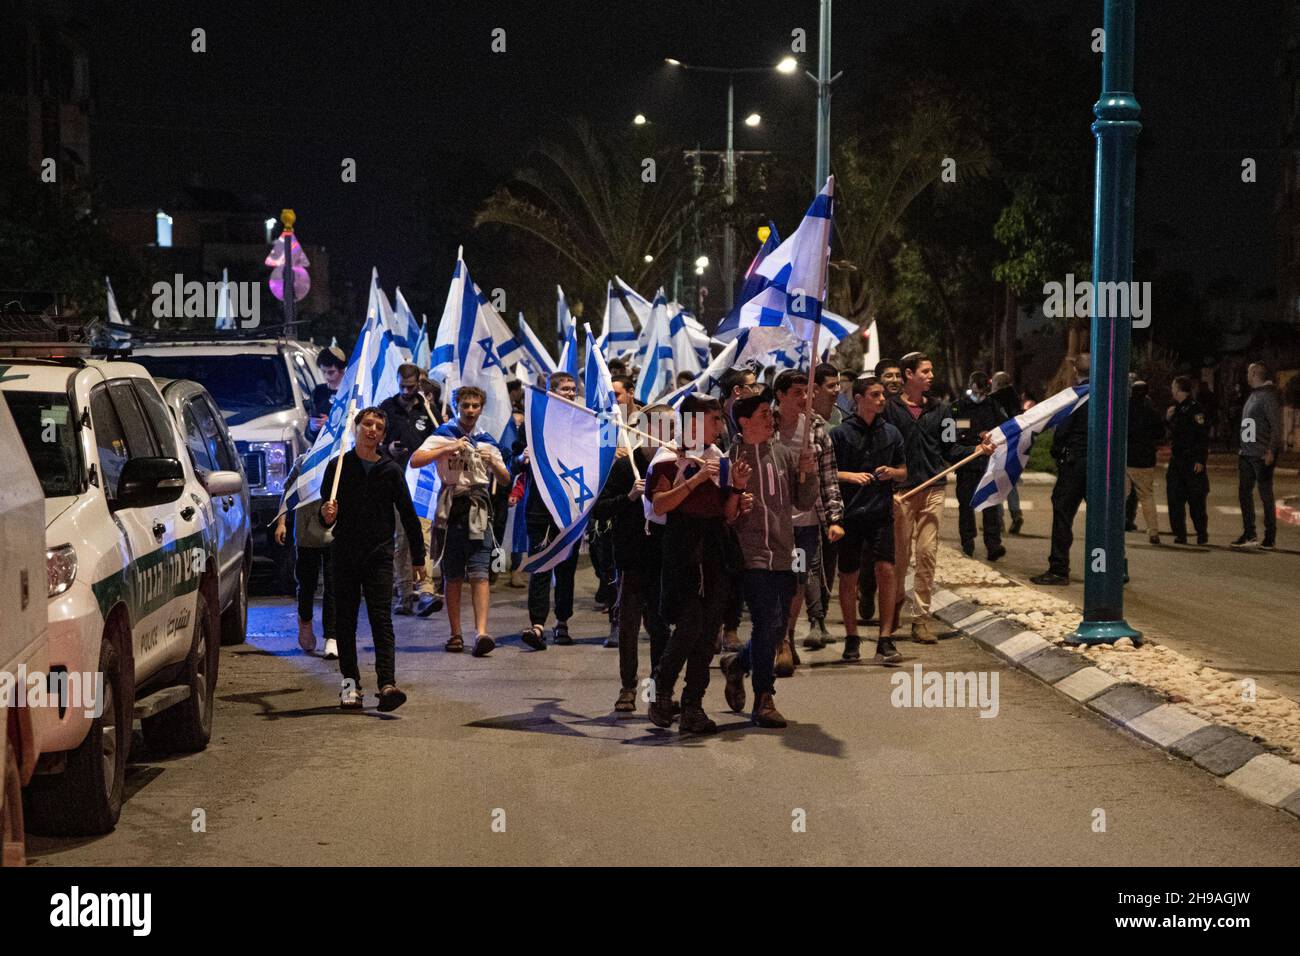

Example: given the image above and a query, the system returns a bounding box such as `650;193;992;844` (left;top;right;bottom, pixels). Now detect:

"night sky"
82;0;1283;315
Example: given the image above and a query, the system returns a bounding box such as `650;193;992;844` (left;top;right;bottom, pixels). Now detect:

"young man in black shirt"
320;407;427;712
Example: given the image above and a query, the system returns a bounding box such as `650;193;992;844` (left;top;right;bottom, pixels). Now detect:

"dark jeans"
295;544;335;637
527;512;579;625
615;564;669;689
1167;461;1209;539
653;520;729;706
957;468;1003;552
589;523;617;610
332;547;397;690
794;524;824;621
738;569;797;696
722;529;744;632
1238;455;1277;540
1048;461;1087;577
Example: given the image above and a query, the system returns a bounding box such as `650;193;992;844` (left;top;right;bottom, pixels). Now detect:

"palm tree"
475;119;705;296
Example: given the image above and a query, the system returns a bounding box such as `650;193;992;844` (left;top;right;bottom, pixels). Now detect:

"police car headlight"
250;440;290;495
46;543;78;598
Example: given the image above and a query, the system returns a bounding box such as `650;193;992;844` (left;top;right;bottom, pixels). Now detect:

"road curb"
927;586;1300;823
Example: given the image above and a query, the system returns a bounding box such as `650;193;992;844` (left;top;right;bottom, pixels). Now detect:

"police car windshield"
134;354;293;415
6;391;83;497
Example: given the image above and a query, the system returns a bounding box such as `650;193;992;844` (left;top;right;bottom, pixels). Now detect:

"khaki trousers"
893;485;946;619
1126;467;1158;536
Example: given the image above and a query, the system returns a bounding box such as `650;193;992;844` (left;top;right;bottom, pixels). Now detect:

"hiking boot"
614;687;636;714
1009;513;1024;535
874;638;904;665
1030;571;1070;585
415;593;442;617
721;628;743;653
1231;535;1259;550
841;634;861;662
774;636;795;678
719;653;747;713
911;618;938;644
647;697;676;728
751;692;787;729
679;704;718;735
298;618;316;653
553;622;574;645
987;545;1007;562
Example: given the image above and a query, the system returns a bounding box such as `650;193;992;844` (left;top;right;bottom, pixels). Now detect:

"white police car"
0;341;234;836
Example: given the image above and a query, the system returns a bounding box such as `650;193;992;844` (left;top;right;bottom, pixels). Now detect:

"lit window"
156;210;173;248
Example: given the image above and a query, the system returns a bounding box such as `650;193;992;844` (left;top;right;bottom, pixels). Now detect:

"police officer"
1166;374;1210;545
1031;354;1089;586
951;371;1008;560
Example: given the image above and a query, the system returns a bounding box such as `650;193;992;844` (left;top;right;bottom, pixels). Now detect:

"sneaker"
719;653;747;713
393;598;415;616
1149;534;1161;545
874;638;904;665
339;685;363;710
987;545;1007;562
508;569;528;588
802;626;827;650
910;618;938;645
415;593;443;617
841;634;862;662
1260;538;1276;551
721;628;743;653
1173;535;1188;545
1230;535;1259;550
614;687;637;714
1030;571;1070;586
471;635;495;657
604;623;619;648
377;684;407;712
323;638;339;660
298;618;316;653
679;704;718;735
1009;513;1024;535
751;692;787;729
553;622;574;645
520;625;547;651
1196;534;1209;546
961;541;975;557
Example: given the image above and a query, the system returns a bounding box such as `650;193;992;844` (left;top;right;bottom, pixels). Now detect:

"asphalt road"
942;465;1300;701
29;559;1300;866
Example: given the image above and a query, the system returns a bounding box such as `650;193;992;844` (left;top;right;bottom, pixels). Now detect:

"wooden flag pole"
895;448;987;503
327;323;371;505
799;319;822;483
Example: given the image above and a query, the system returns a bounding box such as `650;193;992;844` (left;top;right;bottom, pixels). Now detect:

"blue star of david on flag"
558;460;594;509
478;335;504;372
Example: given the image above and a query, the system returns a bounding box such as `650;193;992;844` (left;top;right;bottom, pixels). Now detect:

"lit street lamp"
744;113;761;127
633;113;648;126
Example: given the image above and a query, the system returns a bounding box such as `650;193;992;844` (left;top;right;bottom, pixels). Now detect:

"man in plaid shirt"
774;370;845;667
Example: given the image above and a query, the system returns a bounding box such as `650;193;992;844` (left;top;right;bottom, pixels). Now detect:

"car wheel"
220;562;249;645
24;638;130;837
142;593;218;754
1;740;25;866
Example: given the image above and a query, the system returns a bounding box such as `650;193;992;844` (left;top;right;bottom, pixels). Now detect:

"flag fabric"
429;250;521;444
660;330;749;408
634;291;674;404
599;277;649;359
556;286;579;376
714;223;781;342
411;314;431;370
392;288;423;360
643;444;732;525
520;384;616;573
582;324;616;414
970;384;1091;512
517;312;557;380
861;318;880;372
214;269;235;330
404;419;508;523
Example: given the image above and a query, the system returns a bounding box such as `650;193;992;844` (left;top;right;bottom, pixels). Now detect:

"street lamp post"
1069;0;1143;645
724;76;736;312
815;0;833;190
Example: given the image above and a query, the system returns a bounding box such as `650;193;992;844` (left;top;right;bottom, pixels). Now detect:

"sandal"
377;684;407;713
614;687;637;714
445;634;464;653
520;625;546;651
471;634;495;657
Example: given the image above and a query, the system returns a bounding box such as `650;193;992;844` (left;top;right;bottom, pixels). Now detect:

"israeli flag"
583;323;616;414
598;277;649;359
214;269;235;330
971;384;1090;512
411;314;431;370
672;305;712;367
430;250;521;444
277;282;393;516
661;330;749;408
557;286;579;376
517;311;557;380
634;291;674;404
521;383;616;573
714;223;781;342
392;288;423;360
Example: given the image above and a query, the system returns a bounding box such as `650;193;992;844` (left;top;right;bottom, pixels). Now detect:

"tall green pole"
814;0;832;190
1069;0;1142;645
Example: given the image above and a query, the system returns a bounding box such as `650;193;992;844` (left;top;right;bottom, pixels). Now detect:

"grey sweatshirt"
729;438;818;571
1240;382;1282;459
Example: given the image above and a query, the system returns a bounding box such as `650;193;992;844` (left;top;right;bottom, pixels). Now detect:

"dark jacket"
990;384;1019;422
951;392;1008;475
591;447;662;572
1126;395;1163;469
378;395;436;469
830;414;906;524
1051;379;1090;467
1169;398;1210;466
1240;382;1283;458
882;394;975;489
319;451;425;565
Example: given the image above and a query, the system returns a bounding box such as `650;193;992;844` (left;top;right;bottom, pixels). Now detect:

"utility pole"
814;0;834;190
723;75;736;312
